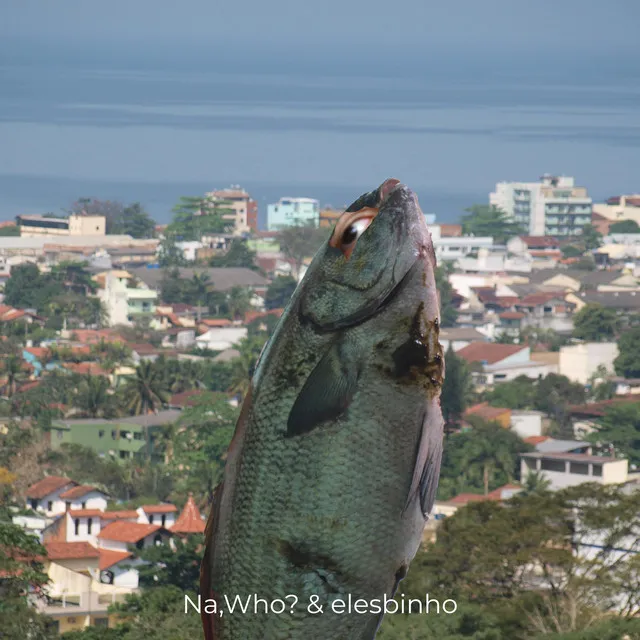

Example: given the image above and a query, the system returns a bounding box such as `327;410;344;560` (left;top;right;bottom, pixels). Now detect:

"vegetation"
435;262;458;327
208;238;258;269
264;275;298;310
461;204;525;244
71;198;156;238
165;195;231;241
587;402;640;467
614;327;640;378
277;221;327;279
608;219;640;234
440;345;473;428
578;224;603;251
572;303;619;341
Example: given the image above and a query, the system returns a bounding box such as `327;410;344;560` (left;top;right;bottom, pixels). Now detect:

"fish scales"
201;179;445;639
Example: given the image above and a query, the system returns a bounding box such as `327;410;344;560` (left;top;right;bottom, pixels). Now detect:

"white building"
196;326;248;351
558;342;619;385
137;504;178;528
26;476;79;516
490;174;592;236
520;452;629;491
510;410;544;439
592;194;640;225
97;270;158;326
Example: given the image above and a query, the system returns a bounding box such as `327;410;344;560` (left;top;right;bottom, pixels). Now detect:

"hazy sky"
2;1;639;68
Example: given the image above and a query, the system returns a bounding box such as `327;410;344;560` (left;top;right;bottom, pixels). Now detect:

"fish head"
299;178;438;330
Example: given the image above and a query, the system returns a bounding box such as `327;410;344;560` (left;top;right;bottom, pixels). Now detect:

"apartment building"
17;214;106;238
205;186;258;234
490;174;592;236
267;197;320;230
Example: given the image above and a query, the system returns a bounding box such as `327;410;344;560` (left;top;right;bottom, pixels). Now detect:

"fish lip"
301;256;422;333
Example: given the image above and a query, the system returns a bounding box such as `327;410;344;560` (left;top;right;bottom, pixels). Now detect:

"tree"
186;272;212;321
226;286;253;321
522;470;551;495
0;510;54;639
159;268;184;303
70;198;124;234
0;225;20;237
609;219;640;234
440;345;473;427
561;244;584;258
157;235;187;268
209;239;257;269
579;224;602;251
166;195;230;241
264;276;297;310
4;263;62;311
484;374;538;410
122;362;169;417
77;375;113;418
278;222;328;279
461;204;525;244
614;327;640;378
587;402;640;467
434;263;458;327
573;303;619;341
119;202;156;239
1;355;27;397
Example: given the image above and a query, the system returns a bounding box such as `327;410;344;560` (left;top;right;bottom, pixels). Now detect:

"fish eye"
330;207;378;260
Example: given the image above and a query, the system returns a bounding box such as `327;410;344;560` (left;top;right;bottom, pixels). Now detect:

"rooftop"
99;549;133;570
101;510;140;520
97;521;162;543
171;494;205;534
522;452;623;464
45;541;99;561
456;342;526;365
59;485;104;500
141;504;178;514
26;476;75;499
465;403;511;422
129;267;269;292
68;509;104;518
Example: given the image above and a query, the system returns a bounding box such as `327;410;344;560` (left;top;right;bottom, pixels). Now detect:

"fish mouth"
304;256;422;333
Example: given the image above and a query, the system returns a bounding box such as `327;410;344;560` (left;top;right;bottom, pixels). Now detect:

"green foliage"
4;263;62;311
573;255;597;271
264;275;297;310
157;235;187;268
166;195;230;241
540;618;640;639
277;222;328;279
209;239;257;269
72;198;156;238
587;402;640;467
440;344;473;426
561;244;583;258
169;393;237;498
0;224;20;236
609;219;640;234
121;361;169;416
435;263;458;328
135;534;204;591
614;327;640;378
573;303;619;341
461;204;525;244
579;224;602;251
437;420;531;499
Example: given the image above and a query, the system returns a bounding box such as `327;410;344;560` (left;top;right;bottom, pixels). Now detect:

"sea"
1;47;640;229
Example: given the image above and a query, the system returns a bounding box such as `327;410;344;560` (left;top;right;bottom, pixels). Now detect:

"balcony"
37;590;130;617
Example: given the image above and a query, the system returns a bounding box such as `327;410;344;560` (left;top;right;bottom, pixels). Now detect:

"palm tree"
2;355;27;398
226;286;253;321
188;272;211;322
523;471;551;496
78;375;112;418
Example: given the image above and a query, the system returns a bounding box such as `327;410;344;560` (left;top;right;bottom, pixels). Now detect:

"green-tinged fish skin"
201;179;445;640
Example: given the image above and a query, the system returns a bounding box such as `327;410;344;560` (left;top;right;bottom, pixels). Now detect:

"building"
25;476;78;516
96;270;158;326
170;494;206;536
490;175;592;236
319;208;342;228
592;195;640;226
267;197;320;230
520;452;629;490
558;342;619;385
17;214;106;238
510;410;544;438
438;327;489;352
48;413;181;461
195;327;248;351
205;187;258;234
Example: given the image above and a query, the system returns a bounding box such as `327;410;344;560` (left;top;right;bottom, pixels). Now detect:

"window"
98;430;105;438
74;519;80;536
111;430;117;439
30;499;38;510
94;618;109;628
592;465;603;477
87;518;93;534
161;514;166;527
154;534;163;546
541;459;566;473
134;432;143;440
136;539;144;550
81;502;86;509
149;514;154;524
47;501;53;511
569;462;589;475
119;450;128;460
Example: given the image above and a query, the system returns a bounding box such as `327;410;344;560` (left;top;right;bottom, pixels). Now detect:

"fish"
200;178;445;640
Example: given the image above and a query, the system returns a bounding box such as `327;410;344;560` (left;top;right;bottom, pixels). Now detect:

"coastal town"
2;173;640;639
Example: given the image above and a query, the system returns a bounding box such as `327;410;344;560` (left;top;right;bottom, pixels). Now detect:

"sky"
2;1;639;72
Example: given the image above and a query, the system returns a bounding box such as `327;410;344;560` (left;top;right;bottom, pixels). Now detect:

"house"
138;504;178;528
558;342;619;385
566;398;638;438
456;343;550;385
510;410;544;438
438;327;489;352
170;494;206;535
507;236;561;262
97;521;172;553
196;327;247;351
96;270;158;327
520;452;630;490
464;403;511;428
160;328;196;350
59;485;109;512
25;476;78;515
566;290;640;313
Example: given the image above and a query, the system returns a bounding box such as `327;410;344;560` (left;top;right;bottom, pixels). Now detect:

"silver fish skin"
201;179;445;640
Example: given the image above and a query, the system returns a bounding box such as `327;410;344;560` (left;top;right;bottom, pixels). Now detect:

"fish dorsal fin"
286;337;362;437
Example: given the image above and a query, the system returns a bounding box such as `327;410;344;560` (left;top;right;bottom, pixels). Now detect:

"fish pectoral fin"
404;403;444;518
286;338;361;437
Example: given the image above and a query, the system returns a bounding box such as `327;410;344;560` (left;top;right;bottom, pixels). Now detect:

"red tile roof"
567;398;638;418
199;318;232;327
97;521;161;543
448;493;493;505
171;494;205;534
519;292;564;306
59;485;102;500
439;223;462;237
68;509;104;518
142;504;178;514
244;308;284;324
519;236;560;248
499;311;525;320
486;484;522;500
102;510;139;520
525;436;550;445
45;542;99;561
26;476;75;499
456;342;526;365
169;389;205;408
72;329;125;345
128;343;157;355
464;403;512;421
24;347;51;359
99;549;133;570
62;362;109;377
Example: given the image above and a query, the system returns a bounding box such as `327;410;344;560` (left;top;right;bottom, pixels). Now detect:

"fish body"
201;180;445;639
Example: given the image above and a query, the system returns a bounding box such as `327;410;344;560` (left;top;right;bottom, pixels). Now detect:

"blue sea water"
1;49;640;228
